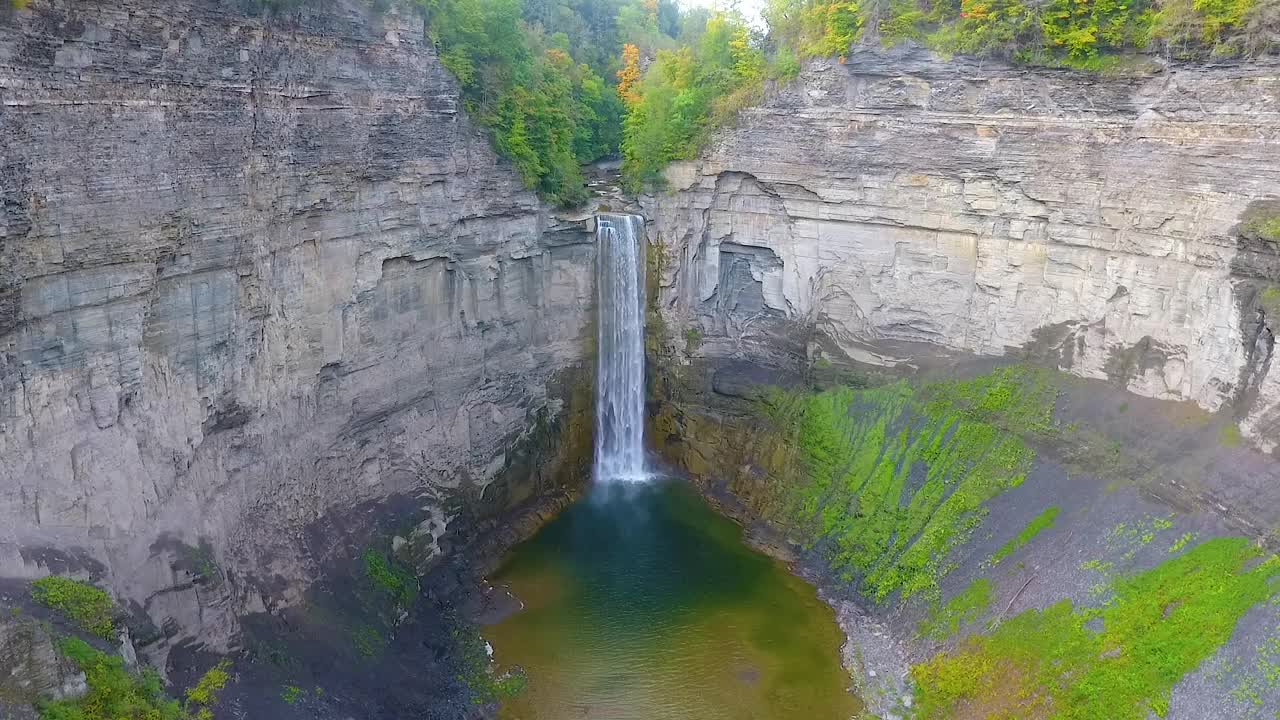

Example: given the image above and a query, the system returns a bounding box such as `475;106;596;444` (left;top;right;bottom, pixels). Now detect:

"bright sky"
677;0;768;29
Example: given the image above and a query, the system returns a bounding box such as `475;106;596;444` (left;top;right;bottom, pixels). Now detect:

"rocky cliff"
644;49;1280;719
645;47;1280;451
0;0;594;670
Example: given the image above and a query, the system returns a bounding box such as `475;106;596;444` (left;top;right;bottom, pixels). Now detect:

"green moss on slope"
920;577;995;641
990;506;1061;565
912;537;1280;719
760;366;1059;603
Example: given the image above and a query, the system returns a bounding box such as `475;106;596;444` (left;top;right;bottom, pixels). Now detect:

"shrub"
37;640;231;720
31;576;116;640
38;638;182;720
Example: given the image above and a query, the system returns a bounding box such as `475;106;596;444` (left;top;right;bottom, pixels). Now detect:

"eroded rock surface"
0;0;594;666
645;48;1280;449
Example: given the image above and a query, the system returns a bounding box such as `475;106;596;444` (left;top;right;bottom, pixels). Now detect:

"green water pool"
486;478;862;720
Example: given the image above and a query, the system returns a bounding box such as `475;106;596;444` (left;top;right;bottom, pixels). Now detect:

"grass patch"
31;576;116;639
990;506;1060;565
911;537;1280;719
920;577;994;641
37;639;229;720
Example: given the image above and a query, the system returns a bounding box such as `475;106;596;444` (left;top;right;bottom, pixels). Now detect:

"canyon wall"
0;0;594;662
645;47;1280;451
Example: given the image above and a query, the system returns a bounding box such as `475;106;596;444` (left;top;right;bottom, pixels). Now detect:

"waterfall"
594;214;648;483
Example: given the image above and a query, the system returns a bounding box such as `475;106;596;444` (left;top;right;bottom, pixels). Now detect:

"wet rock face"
0;0;593;659
645;48;1280;449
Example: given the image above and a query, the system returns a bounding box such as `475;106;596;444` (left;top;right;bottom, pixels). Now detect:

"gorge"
2;0;1280;719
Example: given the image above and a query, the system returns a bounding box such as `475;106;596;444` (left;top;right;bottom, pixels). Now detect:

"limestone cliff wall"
645;48;1280;451
0;0;594;658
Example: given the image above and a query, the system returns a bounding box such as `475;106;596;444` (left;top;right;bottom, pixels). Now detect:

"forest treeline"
409;0;1276;203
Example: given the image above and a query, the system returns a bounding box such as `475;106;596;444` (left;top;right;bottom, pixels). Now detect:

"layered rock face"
0;0;593;660
646;48;1280;450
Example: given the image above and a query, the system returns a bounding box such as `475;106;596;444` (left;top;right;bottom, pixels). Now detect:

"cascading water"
594;214;648;483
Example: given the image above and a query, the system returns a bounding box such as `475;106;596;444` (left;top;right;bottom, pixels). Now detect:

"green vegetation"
1108;514;1175;554
765;0;1277;65
1220;421;1244;447
920;577;994;640
417;0;626;205
759;366;1059;603
1244;213;1280;242
684;326;703;353
31;576;116;640
454;626;527;703
1168;531;1198;554
183;662;231;720
37;639;229;720
406;0;1275;200
416;0;706;205
362;549;418;607
1260;286;1280;319
620;12;770;188
1224;632;1280;708
911;537;1280;719
281;685;305;705
990;506;1060;565
351;623;387;658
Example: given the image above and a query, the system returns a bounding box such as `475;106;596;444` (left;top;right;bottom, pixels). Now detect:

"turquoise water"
487;479;861;720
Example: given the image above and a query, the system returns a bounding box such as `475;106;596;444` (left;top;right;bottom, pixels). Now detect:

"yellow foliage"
617;43;643;106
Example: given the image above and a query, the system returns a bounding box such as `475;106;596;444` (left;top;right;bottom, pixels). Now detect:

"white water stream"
594;214;648;483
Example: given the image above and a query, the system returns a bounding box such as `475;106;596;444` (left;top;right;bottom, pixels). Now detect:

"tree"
617;43;643;104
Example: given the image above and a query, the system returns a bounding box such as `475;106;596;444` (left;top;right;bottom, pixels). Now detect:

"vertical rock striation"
646;48;1280;449
0;0;594;661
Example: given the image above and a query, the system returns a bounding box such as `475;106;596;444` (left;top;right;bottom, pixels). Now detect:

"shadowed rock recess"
1;0;594;716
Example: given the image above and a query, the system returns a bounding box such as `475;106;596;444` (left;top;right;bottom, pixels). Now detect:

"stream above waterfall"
485;478;862;720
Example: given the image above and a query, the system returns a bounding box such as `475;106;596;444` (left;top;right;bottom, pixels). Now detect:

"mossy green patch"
760;366;1058;603
991;506;1061;565
30;576;116;639
920;577;994;641
1108;514;1175;558
362;549;417;608
911;537;1280;719
1167;532;1199;554
1244;213;1280;244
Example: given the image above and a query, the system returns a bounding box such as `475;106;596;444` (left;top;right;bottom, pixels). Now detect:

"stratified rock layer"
0;0;594;659
645;49;1280;449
